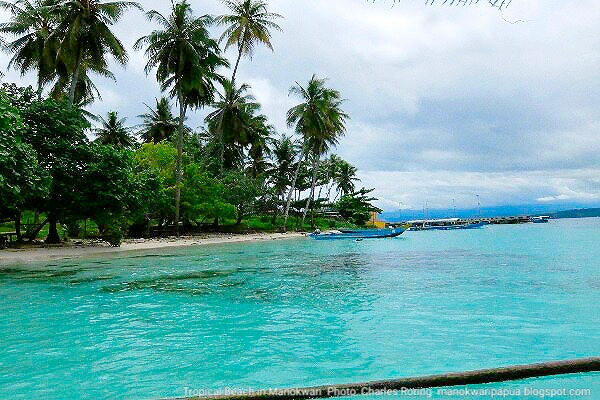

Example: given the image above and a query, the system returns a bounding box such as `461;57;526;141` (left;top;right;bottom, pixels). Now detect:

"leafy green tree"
79;143;135;245
135;0;228;235
21;97;90;243
216;0;282;83
133;142;178;231
222;169;259;225
0;0;60;99
127;167;164;237
53;0;141;105
138;97;178;144
181;163;236;225
0;90;49;239
284;75;349;230
335;188;382;227
93;111;135;147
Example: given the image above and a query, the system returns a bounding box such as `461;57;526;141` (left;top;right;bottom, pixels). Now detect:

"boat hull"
309;228;406;240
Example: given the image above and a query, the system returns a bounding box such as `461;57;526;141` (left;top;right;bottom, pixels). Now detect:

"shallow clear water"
1;219;599;399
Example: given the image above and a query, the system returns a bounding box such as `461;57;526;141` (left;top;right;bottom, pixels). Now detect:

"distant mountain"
551;208;600;219
380;203;599;222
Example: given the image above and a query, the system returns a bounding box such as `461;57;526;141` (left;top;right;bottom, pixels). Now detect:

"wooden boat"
308;227;406;240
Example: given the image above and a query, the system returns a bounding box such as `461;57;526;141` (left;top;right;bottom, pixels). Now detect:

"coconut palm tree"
283;75;349;230
269;134;298;199
54;0;141;106
138;97;178;144
216;0;282;83
0;0;60;99
335;160;359;198
247;113;274;177
135;0;227;235
205;79;260;173
93;111;135;147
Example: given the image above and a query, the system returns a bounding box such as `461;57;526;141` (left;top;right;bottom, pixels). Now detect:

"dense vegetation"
0;0;381;245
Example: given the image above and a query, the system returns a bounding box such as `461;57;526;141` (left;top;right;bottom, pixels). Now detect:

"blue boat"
308;227;406;240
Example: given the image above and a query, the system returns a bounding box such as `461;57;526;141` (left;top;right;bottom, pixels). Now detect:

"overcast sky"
2;0;599;211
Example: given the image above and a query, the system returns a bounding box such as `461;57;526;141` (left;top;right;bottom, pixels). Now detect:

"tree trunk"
175;95;187;237
36;76;43;101
231;47;243;84
302;154;321;228
15;210;21;242
283;142;307;232
68;50;83;106
46;212;61;244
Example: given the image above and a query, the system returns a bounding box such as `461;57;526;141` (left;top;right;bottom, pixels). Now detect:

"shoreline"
0;232;306;264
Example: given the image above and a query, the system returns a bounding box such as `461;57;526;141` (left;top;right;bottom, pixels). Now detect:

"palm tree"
135;0;227;235
283;75;349;230
216;0;282;83
93;111;135;147
0;0;60;99
247;113;274;177
205;79;260;173
335;160;359;198
138;97;179;144
53;0;141;105
269;134;298;200
323;154;341;200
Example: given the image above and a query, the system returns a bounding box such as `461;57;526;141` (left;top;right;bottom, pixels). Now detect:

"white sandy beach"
0;232;305;264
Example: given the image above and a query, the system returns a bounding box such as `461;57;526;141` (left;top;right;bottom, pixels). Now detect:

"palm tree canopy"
287;74;349;156
138;97;179;144
0;0;60;88
53;0;141;99
335;160;359;196
216;0;282;57
134;1;228;109
269;134;298;191
93;110;135;147
205;79;265;169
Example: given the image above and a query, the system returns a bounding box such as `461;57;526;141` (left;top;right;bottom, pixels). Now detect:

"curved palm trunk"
302;154;321;228
36;76;43;101
175;95;187;237
231;47;243;84
283;141;307;232
68;50;83;106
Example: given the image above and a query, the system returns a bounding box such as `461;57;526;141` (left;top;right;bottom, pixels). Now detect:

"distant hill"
551;208;600;219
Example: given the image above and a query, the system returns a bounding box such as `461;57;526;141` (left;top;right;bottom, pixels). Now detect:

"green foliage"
335;188;383;227
216;0;283;81
93;111;135;148
79;143;135;244
222;169;260;223
135;1;227;109
138;97;179;144
0;91;49;217
54;0;142;104
181;163;236;222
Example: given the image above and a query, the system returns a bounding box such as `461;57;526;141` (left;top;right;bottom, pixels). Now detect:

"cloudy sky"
2;0;600;211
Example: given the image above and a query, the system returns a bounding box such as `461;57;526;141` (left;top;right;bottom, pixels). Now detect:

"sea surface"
1;218;599;399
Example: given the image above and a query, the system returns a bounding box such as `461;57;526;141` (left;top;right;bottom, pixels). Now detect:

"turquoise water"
1;219;599;399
